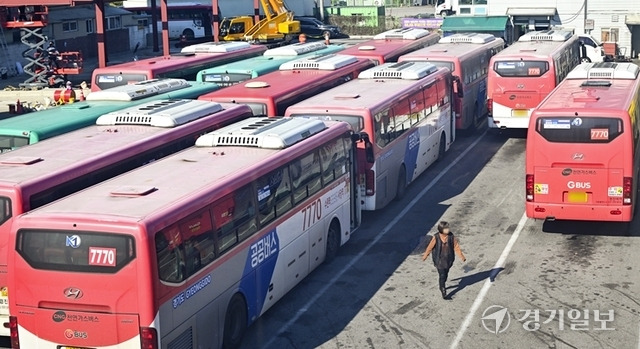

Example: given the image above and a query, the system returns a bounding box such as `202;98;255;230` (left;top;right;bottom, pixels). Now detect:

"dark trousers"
437;268;449;289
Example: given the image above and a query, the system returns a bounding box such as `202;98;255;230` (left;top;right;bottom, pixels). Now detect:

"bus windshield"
493;60;549;77
535;117;623;143
0;135;29;152
290;114;364;132
16;230;136;273
202;72;252;86
94;73;149;90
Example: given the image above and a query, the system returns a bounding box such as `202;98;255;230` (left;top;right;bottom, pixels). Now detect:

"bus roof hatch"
264;42;328;57
518;30;573;42
96;99;223;127
279;54;358;71
439;33;496;44
195;117;326;149
86;79;190;102
181;41;252;54
373;28;430;40
566;62;640;80
358;61;437;80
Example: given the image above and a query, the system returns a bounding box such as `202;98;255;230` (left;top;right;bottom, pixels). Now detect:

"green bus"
0;79;219;152
196;42;344;87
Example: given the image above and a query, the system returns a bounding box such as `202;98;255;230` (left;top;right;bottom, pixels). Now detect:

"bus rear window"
0;197;10;226
493;60;549;77
203;73;252;86
17;230;136;273
244;103;267;117
0;135;29;152
535;117;623;143
290;114;364;132
94;73;148;90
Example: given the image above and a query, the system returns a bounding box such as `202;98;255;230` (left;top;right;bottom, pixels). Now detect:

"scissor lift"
0;6;84;88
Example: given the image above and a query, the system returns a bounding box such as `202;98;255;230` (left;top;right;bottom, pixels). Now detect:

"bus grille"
215;135;260;146
114;115;153;125
168;327;193;349
290;62;320;69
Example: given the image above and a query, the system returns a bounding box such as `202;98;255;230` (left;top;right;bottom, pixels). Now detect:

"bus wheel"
395;165;407;201
222;294;247;349
325;219;341;263
182;29;195;40
437;133;446;162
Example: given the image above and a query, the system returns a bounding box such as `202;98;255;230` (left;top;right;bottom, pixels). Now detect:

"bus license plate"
568;192;588;203
512;109;528;117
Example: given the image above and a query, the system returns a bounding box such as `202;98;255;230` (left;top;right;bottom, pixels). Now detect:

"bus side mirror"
453;77;463;98
360;132;375;164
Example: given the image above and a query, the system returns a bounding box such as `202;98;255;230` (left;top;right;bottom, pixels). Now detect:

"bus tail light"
365;169;375;196
487;98;493;115
141;327;158;349
623;177;632;205
9;316;19;349
526;174;534;202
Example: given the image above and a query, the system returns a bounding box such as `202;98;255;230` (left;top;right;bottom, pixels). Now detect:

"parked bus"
398;33;504;131
0;100;251;339
487;29;581;129
196;42;344;86
286;61;455;210
526;62;640;222
340;28;440;65
125;3;213;40
90;42;266;91
198;54;376;116
0;79;219;151
8;117;361;349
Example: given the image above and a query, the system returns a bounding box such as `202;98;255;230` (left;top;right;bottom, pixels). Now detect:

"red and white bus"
0;98;250;336
526;62;640;222
198;54;375;116
398;33;504;131
286;61;455;210
8;117;360;348
487;30;581;129
90;42;266;91
340;28;440;65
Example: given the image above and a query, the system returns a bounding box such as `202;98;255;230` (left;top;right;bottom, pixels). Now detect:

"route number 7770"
301;198;322;230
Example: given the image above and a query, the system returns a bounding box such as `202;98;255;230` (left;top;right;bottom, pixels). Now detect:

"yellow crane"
219;0;300;43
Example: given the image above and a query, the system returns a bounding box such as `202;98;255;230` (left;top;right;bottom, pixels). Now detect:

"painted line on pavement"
449;212;529;349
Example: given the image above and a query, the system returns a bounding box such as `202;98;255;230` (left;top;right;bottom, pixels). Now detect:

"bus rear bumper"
488;116;530;129
526;203;632;222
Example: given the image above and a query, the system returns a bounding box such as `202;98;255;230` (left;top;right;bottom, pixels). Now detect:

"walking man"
422;221;466;299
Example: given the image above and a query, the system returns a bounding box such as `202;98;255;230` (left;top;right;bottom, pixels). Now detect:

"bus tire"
182;29;195;40
395;165;407;201
437;133;446;162
325;219;341;263
222;294;247;349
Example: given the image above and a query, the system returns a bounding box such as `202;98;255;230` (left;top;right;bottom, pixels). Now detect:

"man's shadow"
446;267;504;299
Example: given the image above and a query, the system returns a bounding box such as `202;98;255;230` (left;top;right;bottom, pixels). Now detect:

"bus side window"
214;185;257;254
156;226;185;283
0;197;10;226
179;208;216;276
292;150;322;204
409;90;426;125
375;109;392;148
392;99;411;136
257;168;292;226
320;137;347;185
